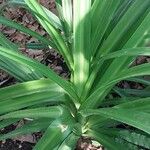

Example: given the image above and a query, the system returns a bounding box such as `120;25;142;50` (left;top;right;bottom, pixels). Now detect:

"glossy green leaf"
0;16;54;47
57;132;79;150
115;97;150;112
96;0;150;57
0;46;79;103
0;0;62;30
81;63;150;109
0;119;19;129
82;108;150;135
73;0;91;96
0;106;63;120
33;111;75;150
0;79;67;114
118;130;150;149
25;0;73;70
0;119;52;141
0;32;18;50
87;129;126;150
91;0;120;57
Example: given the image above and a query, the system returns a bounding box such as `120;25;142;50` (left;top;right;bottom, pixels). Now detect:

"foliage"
0;0;150;149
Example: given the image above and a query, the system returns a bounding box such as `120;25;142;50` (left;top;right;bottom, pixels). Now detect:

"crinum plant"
0;0;150;149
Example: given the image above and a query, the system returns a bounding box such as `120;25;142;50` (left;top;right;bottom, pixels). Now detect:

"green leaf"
117;130;150;149
87;129;125;150
104;0;136;39
114;88;150;98
99;47;150;61
97;10;150;89
127;77;150;86
83;47;150;99
0;119;19;129
117;63;150;80
33;111;75;150
0;0;62;30
82;108;150;135
0;78;63;100
91;0;120;57
81;63;150;109
96;0;150;57
0;79;66;114
0;16;54;47
0;46;79;103
115;97;150;112
92;1;150;97
0;56;43;81
25;42;49;50
57;132;79;150
25;0;73;70
0;34;44;81
61;0;72;31
56;0;73;40
0;118;52;141
0;106;63;120
0;32;18;50
73;0;91;97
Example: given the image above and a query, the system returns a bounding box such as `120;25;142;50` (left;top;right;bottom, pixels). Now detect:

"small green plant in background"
0;0;150;149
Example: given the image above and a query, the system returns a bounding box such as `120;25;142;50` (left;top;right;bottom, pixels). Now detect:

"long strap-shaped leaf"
0;0;63;30
61;0;72;32
0;33;45;81
0;32;18;50
116;130;150;149
82;47;150;100
87;11;150;108
0;92;64;115
81;108;150;135
0;46;79;103
57;132;79;150
0;16;54;47
73;0;91;97
104;0;136;39
96;0;150;58
115;97;150;111
0;106;63;120
90;0;120;57
56;0;72;42
99;47;150;61
0;79;67;114
87;129;126;150
80;63;150;109
88;128;144;149
92;0;150;91
0;56;43;81
0;118;52;141
33;111;75;150
0;119;19;130
25;0;73;70
114;87;150;98
0;79;62;99
96;2;150;88
82;1;150;99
